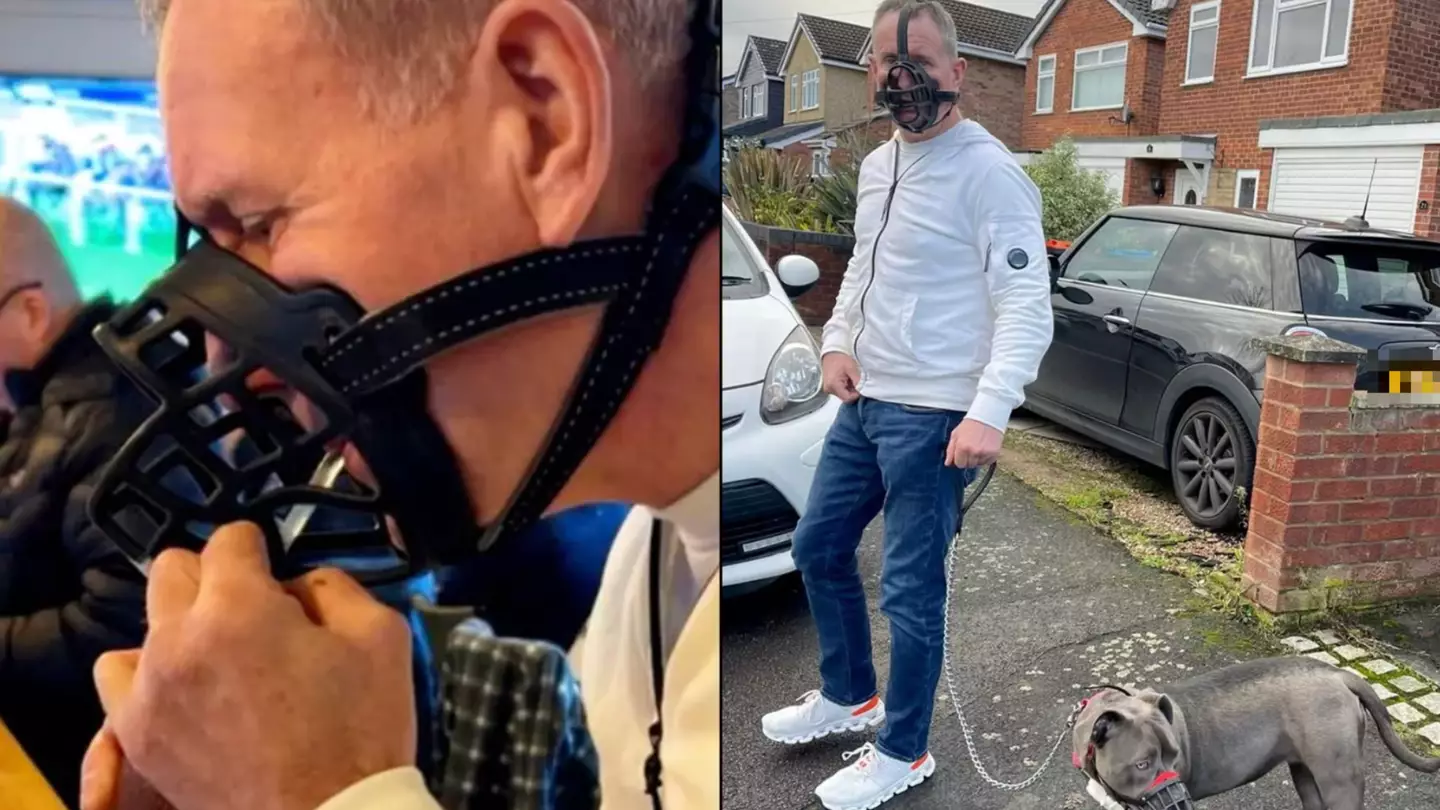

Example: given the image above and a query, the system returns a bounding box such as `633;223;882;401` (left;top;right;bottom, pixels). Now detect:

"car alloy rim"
1175;412;1236;518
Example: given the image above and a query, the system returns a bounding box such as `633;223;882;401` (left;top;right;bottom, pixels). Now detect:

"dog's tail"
1345;670;1440;773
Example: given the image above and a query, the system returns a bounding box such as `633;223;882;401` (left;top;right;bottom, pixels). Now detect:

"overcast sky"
723;0;1047;75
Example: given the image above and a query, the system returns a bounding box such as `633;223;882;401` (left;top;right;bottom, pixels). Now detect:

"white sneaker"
761;689;885;744
814;743;936;810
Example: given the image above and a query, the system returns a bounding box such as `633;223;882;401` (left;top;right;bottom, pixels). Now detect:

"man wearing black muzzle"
758;2;1052;809
76;1;718;809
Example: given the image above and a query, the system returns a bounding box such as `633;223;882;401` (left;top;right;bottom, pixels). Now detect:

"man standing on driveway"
760;2;1053;808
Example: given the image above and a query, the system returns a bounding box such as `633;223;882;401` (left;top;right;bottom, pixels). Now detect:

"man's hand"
946;418;1003;468
85;524;417;810
822;352;861;403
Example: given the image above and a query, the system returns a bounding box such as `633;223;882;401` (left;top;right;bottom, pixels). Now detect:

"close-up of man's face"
148;0;675;521
869;8;966;128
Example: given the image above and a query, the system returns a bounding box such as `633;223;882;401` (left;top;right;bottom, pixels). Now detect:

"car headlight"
761;325;826;425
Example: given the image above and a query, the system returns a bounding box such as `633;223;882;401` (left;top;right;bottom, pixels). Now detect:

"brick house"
857;0;1034;151
1017;0;1440;235
722;35;788;139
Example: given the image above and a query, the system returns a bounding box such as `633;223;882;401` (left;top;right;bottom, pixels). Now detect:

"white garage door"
1078;156;1126;200
1269;145;1423;232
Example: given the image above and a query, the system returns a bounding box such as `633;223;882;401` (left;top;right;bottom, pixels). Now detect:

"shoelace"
795;689;822;719
842;743;879;780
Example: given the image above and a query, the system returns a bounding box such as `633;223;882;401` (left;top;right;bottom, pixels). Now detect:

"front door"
1174;169;1204;205
1032;216;1181;424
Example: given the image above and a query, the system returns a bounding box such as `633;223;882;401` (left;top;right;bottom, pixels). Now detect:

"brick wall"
1020;0;1152;152
1416;145;1440;238
1241;335;1440;614
1380;0;1440;112
963;57;1026;150
1126;158;1167;205
741;221;855;326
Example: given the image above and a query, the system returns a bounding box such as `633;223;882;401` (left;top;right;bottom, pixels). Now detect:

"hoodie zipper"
852;144;929;369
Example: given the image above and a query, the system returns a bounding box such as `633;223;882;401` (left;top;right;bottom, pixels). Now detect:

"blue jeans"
791;397;974;763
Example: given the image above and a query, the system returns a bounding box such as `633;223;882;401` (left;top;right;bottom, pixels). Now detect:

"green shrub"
1023;137;1120;242
810;127;889;235
723;147;830;231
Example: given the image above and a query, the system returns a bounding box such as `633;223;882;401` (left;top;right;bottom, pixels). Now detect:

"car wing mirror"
776;254;820;298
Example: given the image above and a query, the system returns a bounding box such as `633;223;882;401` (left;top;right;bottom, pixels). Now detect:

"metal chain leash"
941;464;1082;791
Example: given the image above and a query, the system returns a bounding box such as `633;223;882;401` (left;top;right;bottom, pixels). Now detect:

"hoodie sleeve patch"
1006;247;1029;270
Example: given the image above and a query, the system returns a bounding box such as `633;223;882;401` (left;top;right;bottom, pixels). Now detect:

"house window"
802;69;820;110
790;74;799;111
811;148;830;177
1036;54;1056;113
1234;169;1260;208
1186;2;1220;83
752;84;765;117
1072;42;1127;111
1249;0;1351;76
740;86;751;119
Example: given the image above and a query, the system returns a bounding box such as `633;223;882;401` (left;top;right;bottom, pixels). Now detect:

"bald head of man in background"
0;198;83;381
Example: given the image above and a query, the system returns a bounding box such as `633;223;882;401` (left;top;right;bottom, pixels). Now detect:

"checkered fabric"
430;618;601;810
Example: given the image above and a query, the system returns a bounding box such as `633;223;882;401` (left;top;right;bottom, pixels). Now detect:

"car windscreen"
1298;241;1440;323
722;217;768;300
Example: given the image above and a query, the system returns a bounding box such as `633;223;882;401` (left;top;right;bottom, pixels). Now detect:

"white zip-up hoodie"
819;119;1054;432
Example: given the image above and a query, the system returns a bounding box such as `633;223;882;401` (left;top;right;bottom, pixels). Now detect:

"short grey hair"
872;0;958;60
137;0;689;121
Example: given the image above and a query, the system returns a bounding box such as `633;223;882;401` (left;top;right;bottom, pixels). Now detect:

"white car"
721;206;840;594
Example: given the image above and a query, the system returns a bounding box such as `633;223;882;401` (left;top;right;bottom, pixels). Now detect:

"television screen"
0;75;174;303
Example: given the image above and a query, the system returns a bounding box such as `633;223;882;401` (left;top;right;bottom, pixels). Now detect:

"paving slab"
722;474;1440;810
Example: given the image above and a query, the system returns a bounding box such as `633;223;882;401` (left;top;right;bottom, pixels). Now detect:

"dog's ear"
1091;710;1123;747
1139;691;1176;724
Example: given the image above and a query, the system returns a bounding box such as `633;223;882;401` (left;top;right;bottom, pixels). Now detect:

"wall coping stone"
740;220;856;249
1249;334;1367;365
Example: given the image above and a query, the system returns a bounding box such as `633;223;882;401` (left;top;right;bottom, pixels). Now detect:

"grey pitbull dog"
1070;656;1440;809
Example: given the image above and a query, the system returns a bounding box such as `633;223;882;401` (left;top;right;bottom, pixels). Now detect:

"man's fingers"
284;567;380;629
198;521;278;602
93;649;140;717
147;549;200;628
79;725;121;810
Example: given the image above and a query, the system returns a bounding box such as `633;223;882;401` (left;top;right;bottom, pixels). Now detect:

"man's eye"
1135;760;1152;771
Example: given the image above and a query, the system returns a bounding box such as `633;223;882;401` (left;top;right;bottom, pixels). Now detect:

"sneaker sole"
816;754;937;810
762;709;886;745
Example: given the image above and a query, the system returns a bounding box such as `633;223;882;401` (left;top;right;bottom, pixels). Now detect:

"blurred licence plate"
742;533;793;555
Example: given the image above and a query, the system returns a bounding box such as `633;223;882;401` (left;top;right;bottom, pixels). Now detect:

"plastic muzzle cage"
1138;779;1194;810
87;242;475;586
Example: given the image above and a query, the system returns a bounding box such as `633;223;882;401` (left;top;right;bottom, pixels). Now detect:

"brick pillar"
1242;335;1366;613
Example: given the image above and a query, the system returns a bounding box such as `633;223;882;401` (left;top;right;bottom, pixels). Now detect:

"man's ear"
951;56;967;89
1139;691;1176;724
1091;710;1124;747
475;0;613;247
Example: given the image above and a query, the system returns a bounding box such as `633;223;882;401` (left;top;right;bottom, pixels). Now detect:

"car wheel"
1170;396;1254;531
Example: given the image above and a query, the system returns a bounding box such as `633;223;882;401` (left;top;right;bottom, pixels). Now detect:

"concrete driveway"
722;473;1440;809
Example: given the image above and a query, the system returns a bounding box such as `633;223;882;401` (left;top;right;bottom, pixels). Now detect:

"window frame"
1247;0;1353;79
1071;41;1129;113
1234;169;1260;208
1059;215;1179;293
811;147;831;178
802;69;821;110
1148;225;1278;310
790;74;799;111
740;86;752;119
754;83;765;117
1035;54;1056;114
1184;1;1221;85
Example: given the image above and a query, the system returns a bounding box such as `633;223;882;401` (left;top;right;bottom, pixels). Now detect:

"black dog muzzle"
1137;776;1194;810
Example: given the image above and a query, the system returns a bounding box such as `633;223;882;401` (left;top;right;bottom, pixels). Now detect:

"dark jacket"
0;300;149;806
